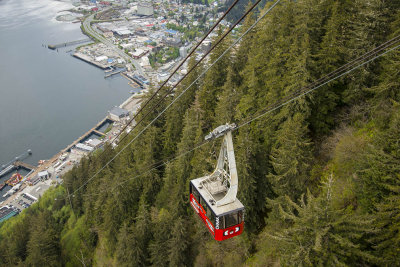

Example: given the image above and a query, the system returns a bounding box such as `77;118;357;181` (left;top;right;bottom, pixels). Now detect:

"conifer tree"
163;56;203;157
268;113;313;200
116;199;151;266
168;217;190;267
258;177;380;266
149;209;174;267
26;211;61;266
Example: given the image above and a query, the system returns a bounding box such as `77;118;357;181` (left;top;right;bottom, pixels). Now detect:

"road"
82;12;147;78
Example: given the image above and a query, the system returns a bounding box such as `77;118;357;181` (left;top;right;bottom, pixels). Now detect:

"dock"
73;52;109;70
13;161;36;171
120;72;143;89
64;117;115;153
104;68;126;78
48;38;92;50
0;150;33;177
93;129;106;136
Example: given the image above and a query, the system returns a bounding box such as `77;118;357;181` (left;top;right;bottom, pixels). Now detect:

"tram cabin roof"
191;176;244;217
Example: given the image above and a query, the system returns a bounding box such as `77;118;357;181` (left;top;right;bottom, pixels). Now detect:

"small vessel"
6;173;23;187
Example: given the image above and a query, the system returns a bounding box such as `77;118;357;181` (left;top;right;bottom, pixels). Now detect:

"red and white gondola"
189;124;244;241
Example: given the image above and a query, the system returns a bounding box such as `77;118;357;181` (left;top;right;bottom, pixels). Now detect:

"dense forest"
1;0;400;266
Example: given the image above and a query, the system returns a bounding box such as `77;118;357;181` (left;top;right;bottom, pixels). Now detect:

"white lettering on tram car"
215;217;220;229
206;219;214;233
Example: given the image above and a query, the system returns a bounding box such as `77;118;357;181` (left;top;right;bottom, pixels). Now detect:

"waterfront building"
86;138;102;148
38;170;50;180
109;106;130;121
75;143;94;153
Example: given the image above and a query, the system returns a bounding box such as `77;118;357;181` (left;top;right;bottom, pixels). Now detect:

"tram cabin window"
207;207;216;224
191;184;200;202
221;210;243;228
200;197;207;210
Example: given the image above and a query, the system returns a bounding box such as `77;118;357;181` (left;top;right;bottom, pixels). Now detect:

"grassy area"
104;124;113;134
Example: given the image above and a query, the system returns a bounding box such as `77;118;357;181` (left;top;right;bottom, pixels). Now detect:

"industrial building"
109;106;130;121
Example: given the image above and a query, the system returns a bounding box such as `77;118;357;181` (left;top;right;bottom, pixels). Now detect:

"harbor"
0;92;143;217
47;38;92;50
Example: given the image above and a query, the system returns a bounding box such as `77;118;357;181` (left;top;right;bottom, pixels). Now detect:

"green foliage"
256;178;380;266
1;1;400;266
268;113;313;200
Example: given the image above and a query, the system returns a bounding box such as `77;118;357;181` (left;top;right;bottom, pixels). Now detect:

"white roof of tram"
191;176;244;217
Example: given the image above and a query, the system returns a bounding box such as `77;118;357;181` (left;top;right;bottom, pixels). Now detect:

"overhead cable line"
236;41;400;128
114;0;275;147
69;0;279;197
108;0;242;146
80;35;400;198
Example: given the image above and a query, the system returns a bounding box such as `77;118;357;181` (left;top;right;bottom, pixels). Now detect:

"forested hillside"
1;0;400;266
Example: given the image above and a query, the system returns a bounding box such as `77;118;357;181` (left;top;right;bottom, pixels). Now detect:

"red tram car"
189;124;245;241
190;179;244;241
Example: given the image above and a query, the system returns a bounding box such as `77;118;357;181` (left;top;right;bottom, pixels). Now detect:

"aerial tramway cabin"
189;124;245;241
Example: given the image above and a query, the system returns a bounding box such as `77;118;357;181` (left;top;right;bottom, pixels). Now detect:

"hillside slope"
1;0;400;266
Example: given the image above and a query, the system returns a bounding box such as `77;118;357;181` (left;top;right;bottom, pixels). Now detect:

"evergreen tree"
268;113;313;200
258;177;380;266
149;209;174;267
168;217;190;267
163;56;203;158
115;200;151;267
26;211;61;266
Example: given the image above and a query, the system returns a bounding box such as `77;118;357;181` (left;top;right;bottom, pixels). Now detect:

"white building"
86;138;103;148
38;170;50;180
109;106;130;121
76;143;94;152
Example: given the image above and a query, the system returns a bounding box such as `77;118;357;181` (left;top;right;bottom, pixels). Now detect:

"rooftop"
191;176;244;217
110;106;130;117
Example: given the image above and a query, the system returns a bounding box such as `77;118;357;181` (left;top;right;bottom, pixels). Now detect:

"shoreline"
0;93;143;208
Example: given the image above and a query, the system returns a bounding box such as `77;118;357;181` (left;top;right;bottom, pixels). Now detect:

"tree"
167;217;190;267
163;56;203;158
149;209;174;267
257;177;381;266
268;113;313;200
26;211;61;266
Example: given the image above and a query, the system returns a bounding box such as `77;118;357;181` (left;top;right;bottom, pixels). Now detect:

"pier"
93;129;106;136
13;161;36;171
120;72;143;89
48;38;92;50
64;117;115;153
73;52;109;70
0;150;33;177
104;68;126;78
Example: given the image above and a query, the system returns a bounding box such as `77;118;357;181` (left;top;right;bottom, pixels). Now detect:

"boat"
6;173;23;187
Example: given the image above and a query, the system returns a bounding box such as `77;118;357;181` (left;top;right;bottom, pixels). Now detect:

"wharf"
13;161;36;171
63;117;115;153
104;68;126;78
120;72;143;89
48;38;91;50
73;52;109;70
24;117;115;182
